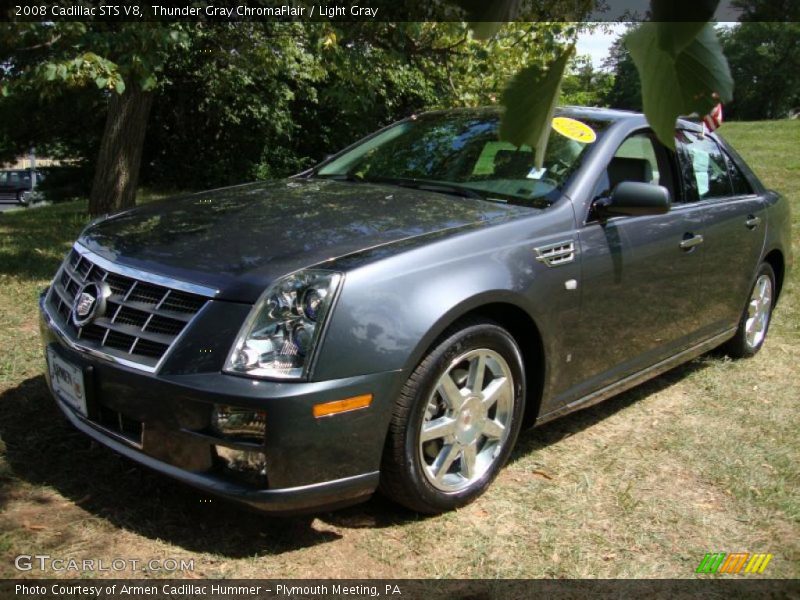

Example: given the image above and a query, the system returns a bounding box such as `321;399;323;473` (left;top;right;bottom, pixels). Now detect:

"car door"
675;130;767;333
567;130;708;398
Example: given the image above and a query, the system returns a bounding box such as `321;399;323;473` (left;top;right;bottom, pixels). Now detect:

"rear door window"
723;152;754;196
677;131;733;200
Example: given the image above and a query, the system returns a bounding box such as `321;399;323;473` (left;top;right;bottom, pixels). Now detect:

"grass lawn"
0;120;797;579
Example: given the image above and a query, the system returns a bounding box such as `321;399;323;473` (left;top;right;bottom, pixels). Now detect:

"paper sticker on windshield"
526;167;547;180
552;117;596;144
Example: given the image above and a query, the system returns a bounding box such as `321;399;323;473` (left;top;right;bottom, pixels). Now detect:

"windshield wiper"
313;174;507;203
313;172;364;183
361;177;486;200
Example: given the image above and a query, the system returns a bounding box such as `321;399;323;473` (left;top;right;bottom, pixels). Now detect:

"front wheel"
723;262;776;358
380;320;525;513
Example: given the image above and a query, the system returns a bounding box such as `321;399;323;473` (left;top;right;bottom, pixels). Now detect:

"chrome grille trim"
534;240;576;267
43;243;218;373
71;243;219;296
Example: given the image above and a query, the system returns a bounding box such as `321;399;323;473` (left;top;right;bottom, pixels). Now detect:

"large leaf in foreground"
456;0;521;39
627;22;732;149
650;0;720;55
499;45;574;169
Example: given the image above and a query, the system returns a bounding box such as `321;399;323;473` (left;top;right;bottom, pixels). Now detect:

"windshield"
315;111;609;206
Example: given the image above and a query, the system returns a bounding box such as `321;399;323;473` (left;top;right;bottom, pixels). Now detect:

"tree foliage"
719;21;800;119
561;56;613;107
0;0;760;212
1;21;572;200
602;29;643;111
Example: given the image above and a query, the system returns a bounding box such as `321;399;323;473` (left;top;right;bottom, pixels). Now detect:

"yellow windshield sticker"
552;117;596;144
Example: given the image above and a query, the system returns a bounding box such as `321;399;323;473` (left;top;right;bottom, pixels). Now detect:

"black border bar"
5;0;800;23
3;579;799;599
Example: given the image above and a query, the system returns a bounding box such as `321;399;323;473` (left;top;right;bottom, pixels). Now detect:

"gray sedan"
39;107;791;514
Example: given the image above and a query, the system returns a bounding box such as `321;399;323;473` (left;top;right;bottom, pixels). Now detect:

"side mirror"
595;181;671;217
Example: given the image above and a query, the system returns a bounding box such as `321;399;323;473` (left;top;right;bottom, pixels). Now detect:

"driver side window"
588;131;677;222
593;133;661;200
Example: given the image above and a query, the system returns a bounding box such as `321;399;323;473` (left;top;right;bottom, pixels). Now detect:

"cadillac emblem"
71;281;109;327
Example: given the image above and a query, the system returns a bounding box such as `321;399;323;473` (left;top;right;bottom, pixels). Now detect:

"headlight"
223;270;343;380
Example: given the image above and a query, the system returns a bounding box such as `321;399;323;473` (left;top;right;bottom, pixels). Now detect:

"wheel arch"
402;293;547;428
763;248;785;305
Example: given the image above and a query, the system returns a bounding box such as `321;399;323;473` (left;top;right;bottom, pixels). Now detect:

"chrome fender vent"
534;241;575;267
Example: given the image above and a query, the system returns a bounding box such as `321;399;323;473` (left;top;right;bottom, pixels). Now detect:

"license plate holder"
46;347;88;418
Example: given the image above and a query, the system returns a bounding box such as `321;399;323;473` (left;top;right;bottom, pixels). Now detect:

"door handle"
745;215;762;229
679;234;704;250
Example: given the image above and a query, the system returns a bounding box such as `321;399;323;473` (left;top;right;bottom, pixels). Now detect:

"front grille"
46;247;211;370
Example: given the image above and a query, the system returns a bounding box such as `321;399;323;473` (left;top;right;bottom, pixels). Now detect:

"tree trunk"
88;86;154;216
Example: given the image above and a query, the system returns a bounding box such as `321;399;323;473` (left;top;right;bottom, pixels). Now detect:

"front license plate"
47;347;87;418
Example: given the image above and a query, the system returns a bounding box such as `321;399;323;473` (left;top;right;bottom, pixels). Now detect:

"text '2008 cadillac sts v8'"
40;107;791;514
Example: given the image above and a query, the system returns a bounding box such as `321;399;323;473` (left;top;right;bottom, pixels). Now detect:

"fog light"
215;446;268;487
211;405;266;442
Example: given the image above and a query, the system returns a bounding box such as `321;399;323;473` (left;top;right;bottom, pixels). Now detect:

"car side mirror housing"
595;181;671;218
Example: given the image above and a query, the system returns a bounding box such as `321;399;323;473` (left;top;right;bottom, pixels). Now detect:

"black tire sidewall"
400;322;526;512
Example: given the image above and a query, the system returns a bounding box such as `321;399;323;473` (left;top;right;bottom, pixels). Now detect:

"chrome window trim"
73;242;219;298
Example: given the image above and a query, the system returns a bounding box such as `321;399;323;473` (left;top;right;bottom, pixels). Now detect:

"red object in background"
703;103;724;133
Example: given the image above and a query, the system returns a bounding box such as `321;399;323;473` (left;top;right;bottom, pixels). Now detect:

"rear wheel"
380;320;525;513
723;262;775;358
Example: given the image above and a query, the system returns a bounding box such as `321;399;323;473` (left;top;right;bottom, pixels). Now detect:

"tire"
380;319;526;514
723;262;776;359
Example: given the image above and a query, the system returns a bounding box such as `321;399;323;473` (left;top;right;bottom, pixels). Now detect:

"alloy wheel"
745;274;773;349
418;348;515;492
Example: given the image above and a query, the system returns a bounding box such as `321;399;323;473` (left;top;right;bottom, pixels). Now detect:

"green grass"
0;122;798;579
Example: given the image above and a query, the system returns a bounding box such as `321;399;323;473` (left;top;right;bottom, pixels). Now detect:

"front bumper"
39;292;400;514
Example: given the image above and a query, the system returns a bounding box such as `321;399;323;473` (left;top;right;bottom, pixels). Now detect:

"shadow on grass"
0;375;345;557
510;357;712;463
0;358;712;554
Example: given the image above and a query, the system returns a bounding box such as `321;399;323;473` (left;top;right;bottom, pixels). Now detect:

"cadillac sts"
39;108;791;514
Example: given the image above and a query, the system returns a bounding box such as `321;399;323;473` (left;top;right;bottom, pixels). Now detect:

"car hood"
79;179;532;302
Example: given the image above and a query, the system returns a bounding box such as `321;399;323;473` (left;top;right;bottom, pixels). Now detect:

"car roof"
416;105;636;121
414;105;701;131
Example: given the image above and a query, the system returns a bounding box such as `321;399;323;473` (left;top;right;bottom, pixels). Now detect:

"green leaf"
650;0;719;24
457;0;520;40
650;0;720;55
140;74;157;91
469;22;504;40
44;64;57;81
114;78;126;94
499;45;574;169
626;22;732;149
95;77;108;89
